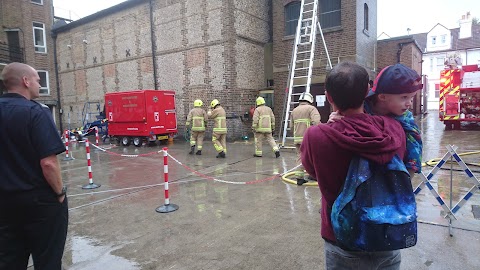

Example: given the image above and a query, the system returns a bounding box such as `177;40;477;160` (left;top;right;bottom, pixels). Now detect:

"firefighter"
186;99;208;155
252;97;280;158
207;99;227;158
291;92;320;185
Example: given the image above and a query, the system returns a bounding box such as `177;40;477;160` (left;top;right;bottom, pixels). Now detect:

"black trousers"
0;189;68;270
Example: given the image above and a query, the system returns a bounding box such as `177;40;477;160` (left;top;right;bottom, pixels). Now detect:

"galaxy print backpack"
331;155;417;251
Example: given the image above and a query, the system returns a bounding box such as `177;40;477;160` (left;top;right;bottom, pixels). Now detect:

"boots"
189;145;195;155
275;151;280;158
216;151;226;158
296;178;307;186
196;150;202;155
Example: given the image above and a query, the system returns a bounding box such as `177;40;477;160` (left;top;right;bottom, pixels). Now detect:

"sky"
53;0;480;38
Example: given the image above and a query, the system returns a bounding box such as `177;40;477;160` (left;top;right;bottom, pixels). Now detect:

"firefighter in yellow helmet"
291;92;320;185
252;97;280;158
207;99;227;158
186;99;208;155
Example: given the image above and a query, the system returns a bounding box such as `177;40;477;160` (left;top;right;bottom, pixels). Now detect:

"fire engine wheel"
121;136;131;146
133;137;143;147
444;121;460;130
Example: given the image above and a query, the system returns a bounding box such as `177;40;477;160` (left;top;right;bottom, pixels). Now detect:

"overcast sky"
53;0;480;38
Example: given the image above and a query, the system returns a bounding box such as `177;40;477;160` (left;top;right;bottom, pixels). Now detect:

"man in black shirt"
0;62;68;270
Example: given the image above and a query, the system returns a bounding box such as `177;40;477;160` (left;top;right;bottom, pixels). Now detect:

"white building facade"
421;13;480;110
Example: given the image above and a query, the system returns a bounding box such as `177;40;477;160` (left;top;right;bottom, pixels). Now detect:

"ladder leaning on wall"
278;0;332;148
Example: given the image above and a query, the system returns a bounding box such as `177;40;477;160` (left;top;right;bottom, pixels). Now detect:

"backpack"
331;155;417;251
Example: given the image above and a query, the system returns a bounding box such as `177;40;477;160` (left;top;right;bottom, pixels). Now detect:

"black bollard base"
156;204;179;213
63;156;75;161
82;183;101;189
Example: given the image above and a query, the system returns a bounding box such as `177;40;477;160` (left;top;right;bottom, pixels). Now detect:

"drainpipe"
149;0;159;89
52;33;63;132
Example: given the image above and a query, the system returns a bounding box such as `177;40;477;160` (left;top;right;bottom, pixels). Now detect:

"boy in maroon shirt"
301;62;407;269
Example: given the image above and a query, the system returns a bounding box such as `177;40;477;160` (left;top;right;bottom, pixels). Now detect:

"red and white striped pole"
94;126;100;145
82;139;101;189
63;130;74;161
156;147;179;213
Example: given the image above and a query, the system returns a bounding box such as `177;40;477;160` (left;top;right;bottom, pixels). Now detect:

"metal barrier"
414;145;480;235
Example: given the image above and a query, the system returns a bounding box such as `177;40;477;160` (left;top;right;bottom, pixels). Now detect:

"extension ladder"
279;0;332;147
82;101;102;127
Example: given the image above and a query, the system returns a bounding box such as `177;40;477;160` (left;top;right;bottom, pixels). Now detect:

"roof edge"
52;0;147;34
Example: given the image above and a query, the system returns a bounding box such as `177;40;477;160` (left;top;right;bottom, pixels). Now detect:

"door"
310;83;331;123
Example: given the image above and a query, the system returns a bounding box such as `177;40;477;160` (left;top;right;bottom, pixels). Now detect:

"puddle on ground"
67;236;140;270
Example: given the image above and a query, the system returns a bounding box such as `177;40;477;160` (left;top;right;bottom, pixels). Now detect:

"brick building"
376;36;423;114
52;0;378;138
0;0;59;125
272;0;377;124
52;0;271;139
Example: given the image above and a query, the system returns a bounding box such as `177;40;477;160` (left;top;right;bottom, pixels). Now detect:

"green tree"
473;17;479;25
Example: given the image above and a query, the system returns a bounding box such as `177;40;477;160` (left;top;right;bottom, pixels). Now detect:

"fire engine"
105;90;177;146
439;64;480;130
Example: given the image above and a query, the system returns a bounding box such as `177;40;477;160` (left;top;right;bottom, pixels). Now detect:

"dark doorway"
288;83;331;123
310;83;331;123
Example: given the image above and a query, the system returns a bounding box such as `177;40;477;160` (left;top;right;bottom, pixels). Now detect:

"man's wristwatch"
56;186;67;197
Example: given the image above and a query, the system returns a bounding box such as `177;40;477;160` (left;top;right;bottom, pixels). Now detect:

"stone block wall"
55;0;270;140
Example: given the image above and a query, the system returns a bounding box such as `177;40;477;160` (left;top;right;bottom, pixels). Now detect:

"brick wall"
376;37;423;115
272;0;376;129
0;0;58;124
55;0;270;140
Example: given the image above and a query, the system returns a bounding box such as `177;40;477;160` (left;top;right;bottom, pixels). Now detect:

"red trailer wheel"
133;137;143;147
121;136;131;146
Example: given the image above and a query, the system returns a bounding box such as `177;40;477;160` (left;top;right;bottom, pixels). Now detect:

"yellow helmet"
256;97;265;106
194;99;203;107
210;99;220;108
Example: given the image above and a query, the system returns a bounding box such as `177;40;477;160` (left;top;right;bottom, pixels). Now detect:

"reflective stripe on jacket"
252;105;275;133
291;102;320;144
186;107;208;131
208;105;227;134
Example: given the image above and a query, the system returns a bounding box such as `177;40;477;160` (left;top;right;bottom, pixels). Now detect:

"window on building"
441;35;446;44
31;0;43;4
434;83;440;98
436;57;444;70
38;71;49;95
431;36;437;45
363;4;369;31
319;0;341;28
430;58;434;72
33;22;46;53
285;2;301;36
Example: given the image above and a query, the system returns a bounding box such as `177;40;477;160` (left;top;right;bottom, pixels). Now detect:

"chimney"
459;12;472;39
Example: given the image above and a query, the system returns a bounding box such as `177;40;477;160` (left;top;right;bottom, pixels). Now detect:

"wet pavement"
58;111;480;270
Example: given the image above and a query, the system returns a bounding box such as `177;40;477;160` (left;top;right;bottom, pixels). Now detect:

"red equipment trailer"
105;90;177;146
439;65;480;130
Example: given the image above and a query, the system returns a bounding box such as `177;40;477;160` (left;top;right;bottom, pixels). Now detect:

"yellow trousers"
190;131;205;150
254;132;278;156
212;132;227;153
295;144;308;179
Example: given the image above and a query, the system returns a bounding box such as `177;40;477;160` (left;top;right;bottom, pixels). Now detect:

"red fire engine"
439;64;480;130
105;90;177;146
